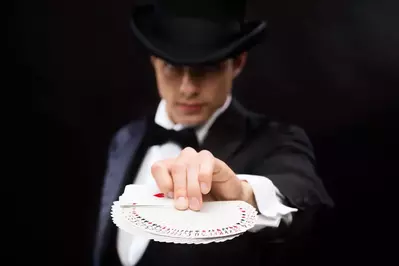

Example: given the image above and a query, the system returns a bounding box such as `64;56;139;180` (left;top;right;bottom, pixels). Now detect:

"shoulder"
255;117;315;164
235;100;309;141
233;101;313;157
266;120;310;143
259;118;311;150
107;118;147;154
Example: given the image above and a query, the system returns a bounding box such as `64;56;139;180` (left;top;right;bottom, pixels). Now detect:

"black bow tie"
146;121;200;150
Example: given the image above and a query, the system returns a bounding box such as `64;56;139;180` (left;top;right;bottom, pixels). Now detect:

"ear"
233;52;248;78
150;55;157;67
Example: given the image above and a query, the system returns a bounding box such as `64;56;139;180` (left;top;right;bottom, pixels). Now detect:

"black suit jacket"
93;99;334;266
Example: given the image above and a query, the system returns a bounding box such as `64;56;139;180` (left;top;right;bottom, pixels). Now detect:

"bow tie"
146;121;200;150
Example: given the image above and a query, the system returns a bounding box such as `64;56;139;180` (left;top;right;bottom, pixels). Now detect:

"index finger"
197;150;214;195
151;158;175;198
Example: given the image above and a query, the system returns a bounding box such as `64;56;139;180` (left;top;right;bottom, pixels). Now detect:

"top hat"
130;0;267;65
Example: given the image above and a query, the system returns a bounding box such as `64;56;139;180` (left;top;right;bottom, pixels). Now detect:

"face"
151;53;248;126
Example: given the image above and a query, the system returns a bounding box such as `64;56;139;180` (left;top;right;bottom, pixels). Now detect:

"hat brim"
130;5;267;65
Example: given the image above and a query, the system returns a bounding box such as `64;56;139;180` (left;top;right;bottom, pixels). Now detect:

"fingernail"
175;197;188;210
200;182;208;194
189;197;200;210
167;192;174;198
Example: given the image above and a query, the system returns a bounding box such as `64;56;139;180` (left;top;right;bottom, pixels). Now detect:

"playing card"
112;208;243;244
118;184;174;206
147;232;243;244
111;184;259;244
112;199;258;239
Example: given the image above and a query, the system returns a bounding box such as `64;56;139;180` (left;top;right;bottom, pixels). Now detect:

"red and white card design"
111;184;258;244
112;204;243;244
118;184;174;206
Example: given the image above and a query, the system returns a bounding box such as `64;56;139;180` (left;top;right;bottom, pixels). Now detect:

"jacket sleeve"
251;124;333;211
248;124;334;245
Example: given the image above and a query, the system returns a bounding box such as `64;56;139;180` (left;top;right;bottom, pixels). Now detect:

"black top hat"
130;0;267;65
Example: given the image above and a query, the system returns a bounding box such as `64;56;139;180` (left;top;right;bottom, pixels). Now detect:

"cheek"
156;76;176;100
205;75;231;101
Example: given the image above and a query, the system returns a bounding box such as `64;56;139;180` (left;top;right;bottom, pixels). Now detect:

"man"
93;0;334;266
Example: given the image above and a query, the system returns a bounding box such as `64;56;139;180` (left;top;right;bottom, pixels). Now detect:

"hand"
151;147;256;211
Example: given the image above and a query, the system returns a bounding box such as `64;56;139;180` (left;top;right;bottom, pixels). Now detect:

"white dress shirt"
116;95;297;266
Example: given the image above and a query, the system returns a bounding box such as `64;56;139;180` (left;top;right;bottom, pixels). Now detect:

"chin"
176;114;209;126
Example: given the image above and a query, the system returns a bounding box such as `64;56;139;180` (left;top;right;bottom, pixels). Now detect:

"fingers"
197;150;214;195
185;149;203;211
152;148;219;211
175;147;204;211
151;159;174;198
171;147;202;210
212;158;234;182
211;158;241;201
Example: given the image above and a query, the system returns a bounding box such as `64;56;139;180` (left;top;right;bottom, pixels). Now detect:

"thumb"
211;159;243;201
212;159;236;183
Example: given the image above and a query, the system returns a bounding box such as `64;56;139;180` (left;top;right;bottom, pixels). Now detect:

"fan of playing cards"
111;184;258;244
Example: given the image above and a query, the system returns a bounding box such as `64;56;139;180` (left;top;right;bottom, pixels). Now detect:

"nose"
179;70;200;96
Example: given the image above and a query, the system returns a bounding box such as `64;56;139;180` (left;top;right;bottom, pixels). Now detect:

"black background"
11;0;399;265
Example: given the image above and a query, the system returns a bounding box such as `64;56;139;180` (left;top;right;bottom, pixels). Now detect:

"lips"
177;103;204;112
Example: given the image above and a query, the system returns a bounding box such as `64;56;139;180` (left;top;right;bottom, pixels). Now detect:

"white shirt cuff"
237;174;297;232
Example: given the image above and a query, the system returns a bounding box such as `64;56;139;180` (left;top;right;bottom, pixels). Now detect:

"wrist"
240;180;258;210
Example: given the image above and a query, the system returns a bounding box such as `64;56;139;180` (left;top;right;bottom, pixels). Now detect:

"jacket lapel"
201;99;251;164
94;119;146;266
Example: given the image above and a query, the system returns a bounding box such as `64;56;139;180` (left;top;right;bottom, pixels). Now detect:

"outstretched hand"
151;147;256;211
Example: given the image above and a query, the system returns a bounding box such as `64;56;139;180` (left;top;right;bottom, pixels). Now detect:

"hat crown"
154;0;247;21
130;0;266;65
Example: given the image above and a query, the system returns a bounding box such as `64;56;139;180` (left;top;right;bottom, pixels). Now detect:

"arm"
251;125;333;211
241;125;334;239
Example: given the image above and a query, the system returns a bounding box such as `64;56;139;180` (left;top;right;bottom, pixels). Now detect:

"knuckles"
198;149;213;158
151;161;164;175
171;162;186;175
152;149;216;177
181;148;213;158
181;147;197;156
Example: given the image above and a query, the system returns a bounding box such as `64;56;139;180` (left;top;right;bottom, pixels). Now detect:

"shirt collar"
154;95;232;144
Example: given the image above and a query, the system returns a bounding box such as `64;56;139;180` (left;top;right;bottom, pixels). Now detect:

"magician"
93;0;334;266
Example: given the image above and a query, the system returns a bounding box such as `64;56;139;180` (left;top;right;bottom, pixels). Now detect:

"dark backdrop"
11;0;399;265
